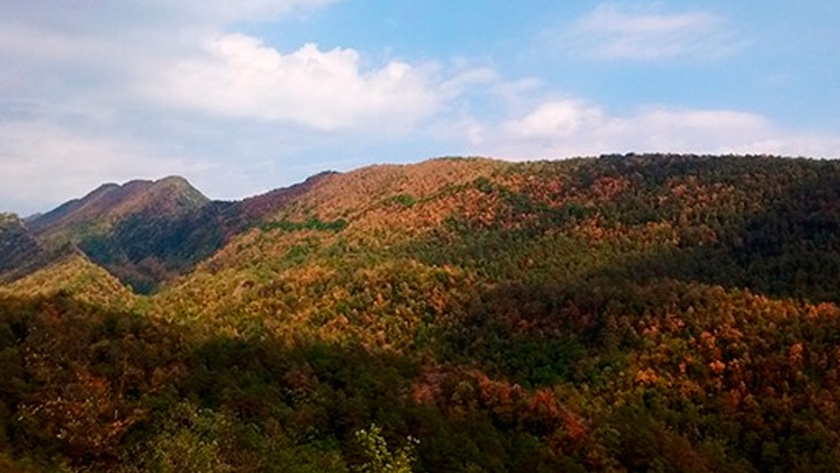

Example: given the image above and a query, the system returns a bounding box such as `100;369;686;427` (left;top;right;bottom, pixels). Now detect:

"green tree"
354;424;417;473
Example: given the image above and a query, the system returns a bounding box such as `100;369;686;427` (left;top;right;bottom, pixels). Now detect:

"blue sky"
1;0;839;214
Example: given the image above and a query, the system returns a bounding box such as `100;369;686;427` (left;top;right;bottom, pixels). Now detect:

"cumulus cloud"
503;100;604;138
472;100;840;159
563;3;742;60
151;34;442;132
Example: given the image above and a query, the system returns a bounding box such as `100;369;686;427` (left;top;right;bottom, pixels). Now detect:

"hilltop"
27;176;209;237
3;154;840;471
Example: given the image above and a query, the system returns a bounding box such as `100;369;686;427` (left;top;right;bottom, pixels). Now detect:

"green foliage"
388;194;417;208
142;403;234;473
354;424;417;473
260;217;349;232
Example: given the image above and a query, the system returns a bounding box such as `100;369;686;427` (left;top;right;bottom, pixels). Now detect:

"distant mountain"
1;172;336;293
6;176;211;293
28;176;210;239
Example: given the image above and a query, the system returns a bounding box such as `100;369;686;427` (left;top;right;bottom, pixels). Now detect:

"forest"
3;154;840;471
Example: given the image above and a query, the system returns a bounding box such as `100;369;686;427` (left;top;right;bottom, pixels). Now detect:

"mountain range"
3;154;840;472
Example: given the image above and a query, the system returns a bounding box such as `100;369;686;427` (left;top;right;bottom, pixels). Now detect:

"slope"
156;154;840;335
141;154;840;470
0;252;135;310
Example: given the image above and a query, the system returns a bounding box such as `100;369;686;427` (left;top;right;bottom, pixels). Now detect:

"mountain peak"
28;176;209;238
135;175;209;211
156;175;191;185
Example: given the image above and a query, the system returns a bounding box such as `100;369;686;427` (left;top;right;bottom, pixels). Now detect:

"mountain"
27;176;209;238
1;173;337;294
4;154;840;471
2;176;211;293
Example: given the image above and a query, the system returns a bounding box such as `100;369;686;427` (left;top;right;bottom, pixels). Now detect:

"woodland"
2;154;840;471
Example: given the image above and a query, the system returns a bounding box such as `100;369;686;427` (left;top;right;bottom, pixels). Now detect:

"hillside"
0;253;136;310
3;154;840;471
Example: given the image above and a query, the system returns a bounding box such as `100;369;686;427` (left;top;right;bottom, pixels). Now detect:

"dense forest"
3;154;840;471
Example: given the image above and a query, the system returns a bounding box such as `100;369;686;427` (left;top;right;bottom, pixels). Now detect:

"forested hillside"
3;154;840;471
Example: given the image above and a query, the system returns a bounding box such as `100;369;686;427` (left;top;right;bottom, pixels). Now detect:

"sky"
1;1;839;215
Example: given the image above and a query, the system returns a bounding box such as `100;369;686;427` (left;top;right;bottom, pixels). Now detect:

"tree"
354;424;417;473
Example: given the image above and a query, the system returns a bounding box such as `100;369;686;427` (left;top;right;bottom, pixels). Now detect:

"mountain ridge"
0;170;343;293
28;175;210;238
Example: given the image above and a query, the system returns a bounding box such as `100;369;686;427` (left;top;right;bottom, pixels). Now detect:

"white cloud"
149;34;442;132
503;100;604;138
472;100;840;159
564;3;742;60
